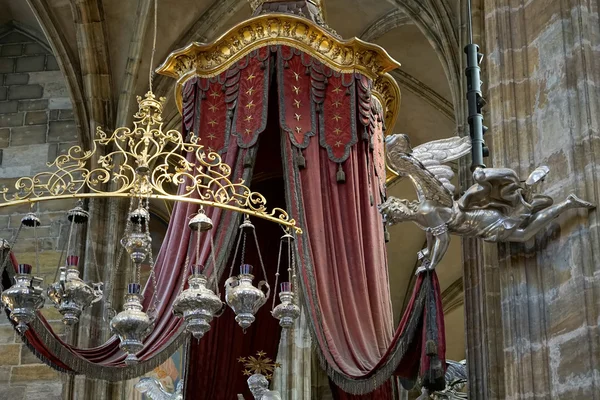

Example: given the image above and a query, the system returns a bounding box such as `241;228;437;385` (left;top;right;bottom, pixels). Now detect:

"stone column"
465;1;600;398
273;308;313;399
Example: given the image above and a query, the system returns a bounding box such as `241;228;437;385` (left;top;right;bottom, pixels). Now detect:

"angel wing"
135;377;173;400
411;136;471;194
386;134;471;207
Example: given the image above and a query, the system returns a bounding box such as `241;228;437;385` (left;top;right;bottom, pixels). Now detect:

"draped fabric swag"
3;42;447;395
180;44;447;396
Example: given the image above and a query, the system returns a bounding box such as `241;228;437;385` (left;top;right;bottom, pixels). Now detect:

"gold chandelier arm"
0;91;302;234
0;192;301;233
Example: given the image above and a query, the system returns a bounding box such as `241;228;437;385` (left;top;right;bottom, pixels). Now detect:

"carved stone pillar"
273;308;313;399
465;1;600;398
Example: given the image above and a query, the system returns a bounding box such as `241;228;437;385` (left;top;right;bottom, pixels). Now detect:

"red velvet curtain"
184;85;287;399
3;41;447;394
292;136;393;374
184;178;285;399
281;96;446;395
181;43;446;397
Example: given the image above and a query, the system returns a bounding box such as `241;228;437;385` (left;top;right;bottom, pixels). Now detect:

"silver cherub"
416;360;468;400
379;134;594;271
135;377;183;400
246;373;282;400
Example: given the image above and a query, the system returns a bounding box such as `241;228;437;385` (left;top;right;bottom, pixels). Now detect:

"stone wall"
463;1;600;399
0;28;80;400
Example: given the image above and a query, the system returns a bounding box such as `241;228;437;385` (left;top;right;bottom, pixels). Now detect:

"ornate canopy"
156;13;401;134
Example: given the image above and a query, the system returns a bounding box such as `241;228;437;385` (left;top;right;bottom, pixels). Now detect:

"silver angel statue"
379;134;594;271
135;377;183;400
241;374;282;400
416;360;468;400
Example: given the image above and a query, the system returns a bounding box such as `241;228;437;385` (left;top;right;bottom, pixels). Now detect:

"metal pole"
465;0;488;170
466;0;473;44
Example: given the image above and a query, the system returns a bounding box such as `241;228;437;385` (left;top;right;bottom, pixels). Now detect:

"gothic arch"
383;0;464;126
360;9;411;42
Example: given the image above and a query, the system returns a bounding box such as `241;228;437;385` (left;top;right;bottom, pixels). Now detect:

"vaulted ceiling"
0;0;466;361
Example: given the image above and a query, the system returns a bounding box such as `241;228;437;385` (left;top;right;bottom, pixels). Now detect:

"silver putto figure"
135;377;183;400
416;360;468;400
379;134;595;271
246;374;282;400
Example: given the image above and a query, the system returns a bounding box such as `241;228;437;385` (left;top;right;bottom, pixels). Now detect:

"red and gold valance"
157;13;401;134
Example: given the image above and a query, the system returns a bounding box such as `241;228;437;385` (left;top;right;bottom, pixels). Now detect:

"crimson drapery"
180;43;447;397
3;41;447;395
184;173;285;400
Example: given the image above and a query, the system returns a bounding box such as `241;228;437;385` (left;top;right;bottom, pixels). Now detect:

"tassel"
297;150;306;169
426;340;437;356
422;273;446;392
244;153;253;169
423;355;445;391
284;61;289;69
336;163;346;183
305;67;310;75
384;226;390;243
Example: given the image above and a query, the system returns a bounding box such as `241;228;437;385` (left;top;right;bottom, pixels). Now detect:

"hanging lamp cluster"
0;0;302;372
47;205;103;326
172;211;302;346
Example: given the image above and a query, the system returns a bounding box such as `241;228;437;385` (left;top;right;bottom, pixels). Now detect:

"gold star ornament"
238;351;281;380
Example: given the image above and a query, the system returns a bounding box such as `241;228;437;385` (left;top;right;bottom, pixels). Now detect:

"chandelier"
0;89;302;362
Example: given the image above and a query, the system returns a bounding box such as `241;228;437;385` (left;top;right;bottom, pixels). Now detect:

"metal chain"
34;216;40;276
228;225;244;278
144;198;159;317
177;232;195;295
178;255;191;295
90;229;102;283
272;232;285;310
105;197;135;320
148;0;158;92
240;230;247;266
251;223;268;287
287;235;292;285
291;234;298;304
55;214;74;282
195;225;202;272
64;209;76;263
0;224;23;291
209;232;220;297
